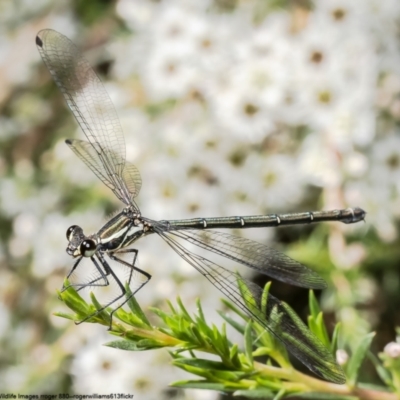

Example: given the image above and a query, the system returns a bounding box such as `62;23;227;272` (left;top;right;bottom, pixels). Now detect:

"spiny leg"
107;249;151;330
74;252;125;325
75;250;151;329
62;256;110;293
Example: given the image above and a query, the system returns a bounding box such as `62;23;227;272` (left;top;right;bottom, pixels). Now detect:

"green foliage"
346;332;375;387
56;280;398;400
308;290;330;348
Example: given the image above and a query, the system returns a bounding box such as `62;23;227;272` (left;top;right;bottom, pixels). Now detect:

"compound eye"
66;225;78;241
80;239;97;257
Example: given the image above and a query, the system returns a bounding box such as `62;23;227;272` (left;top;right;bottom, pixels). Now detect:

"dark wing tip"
35;35;43;47
36;29;56;48
65;139;73;145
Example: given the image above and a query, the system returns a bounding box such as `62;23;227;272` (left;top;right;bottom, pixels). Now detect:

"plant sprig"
56;279;399;400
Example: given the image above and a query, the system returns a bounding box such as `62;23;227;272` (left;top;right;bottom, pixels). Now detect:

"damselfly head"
66;225;98;258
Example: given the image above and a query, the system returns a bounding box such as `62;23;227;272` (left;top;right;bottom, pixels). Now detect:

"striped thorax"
66;207;153;259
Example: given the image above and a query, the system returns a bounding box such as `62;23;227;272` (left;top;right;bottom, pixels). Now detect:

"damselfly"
36;29;365;384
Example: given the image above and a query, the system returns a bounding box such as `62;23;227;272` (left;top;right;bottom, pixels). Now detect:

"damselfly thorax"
66;208;153;257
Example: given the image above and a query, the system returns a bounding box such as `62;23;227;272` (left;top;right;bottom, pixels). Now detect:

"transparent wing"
158;230;345;384
162;229;326;289
66;139;142;205
36;29;139;208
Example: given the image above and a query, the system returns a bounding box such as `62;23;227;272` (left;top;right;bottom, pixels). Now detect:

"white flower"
336;349;349;365
384;342;400;358
135;4;213;101
344;180;396;241
142;46;200;100
71;335;136;393
243;152;305;210
210;83;275;141
116;0;157;31
370;135;400;187
207;13;292;141
71;335;217;399
0;301;10;340
298;134;341;188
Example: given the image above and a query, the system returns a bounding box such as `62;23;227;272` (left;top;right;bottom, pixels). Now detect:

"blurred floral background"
1;0;400;398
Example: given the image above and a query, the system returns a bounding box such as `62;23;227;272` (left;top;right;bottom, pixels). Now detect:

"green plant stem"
113;322;183;347
255;362;399;400
352;388;399;400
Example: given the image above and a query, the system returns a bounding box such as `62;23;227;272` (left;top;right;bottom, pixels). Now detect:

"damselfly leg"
63;249;151;328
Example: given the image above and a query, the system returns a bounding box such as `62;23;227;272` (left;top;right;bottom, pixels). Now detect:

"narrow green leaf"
255;375;283;390
114;307;147;328
375;364;393;387
172;361;214;379
172;343;198;353
308;316;318;338
173;357;226;370
220;323;232;359
169;350;184;360
212;370;241;381
218;311;246;334
368;352;393;386
347;332;376;386
221;298;248;321
233;389;274;398
308;290;321;319
58;286;91;315
210;324;230;361
89;292;110;323
90;292;103;311
166;299;177;314
150;307;181;333
288;393;358;400
315;312;330;348
126;287;151;327
172;357;241;380
53;311;76;321
261;282;271;315
196;298;206;323
171;380;227;390
229;344;241;368
189;323;205;346
194;314;213;338
251;301;283;354
237;276;258;311
104;340;147;351
273;388;286;400
177;296;194;323
252;347;273;357
135;338;164;349
331;322;342;353
149;307;171;322
172;317;193;342
244;321;254;365
177;314;190;336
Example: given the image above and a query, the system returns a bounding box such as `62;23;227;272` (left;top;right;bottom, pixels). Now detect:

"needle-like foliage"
56;279;399;400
